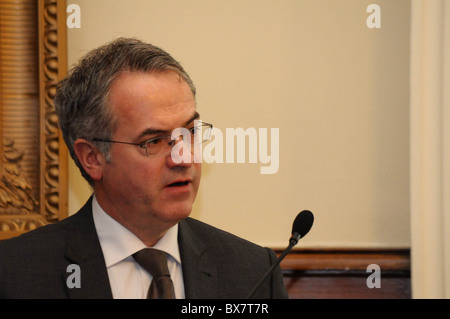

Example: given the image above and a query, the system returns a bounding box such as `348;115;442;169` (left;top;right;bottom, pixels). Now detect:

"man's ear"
73;139;105;182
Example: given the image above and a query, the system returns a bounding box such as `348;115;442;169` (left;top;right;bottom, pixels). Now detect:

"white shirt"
92;196;185;299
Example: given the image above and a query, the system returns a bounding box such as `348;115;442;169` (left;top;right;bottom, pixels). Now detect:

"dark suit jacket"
0;197;288;299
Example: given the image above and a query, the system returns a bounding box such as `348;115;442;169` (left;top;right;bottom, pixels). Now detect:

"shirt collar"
92;195;181;268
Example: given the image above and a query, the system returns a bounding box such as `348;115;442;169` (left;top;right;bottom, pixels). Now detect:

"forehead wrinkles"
108;71;196;135
110;71;194;111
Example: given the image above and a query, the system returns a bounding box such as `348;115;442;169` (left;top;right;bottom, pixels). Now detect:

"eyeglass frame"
93;121;213;157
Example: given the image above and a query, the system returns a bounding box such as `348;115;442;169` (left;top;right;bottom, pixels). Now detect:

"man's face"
97;70;201;232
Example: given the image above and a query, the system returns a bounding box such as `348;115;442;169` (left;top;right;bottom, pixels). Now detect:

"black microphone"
245;210;314;299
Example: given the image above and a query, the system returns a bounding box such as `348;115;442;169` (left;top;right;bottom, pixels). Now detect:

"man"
0;38;288;299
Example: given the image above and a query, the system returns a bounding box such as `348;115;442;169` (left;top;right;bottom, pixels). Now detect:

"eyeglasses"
94;121;213;157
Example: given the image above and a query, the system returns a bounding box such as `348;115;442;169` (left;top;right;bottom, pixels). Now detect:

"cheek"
105;152;162;193
187;164;202;198
127;162;163;192
194;163;202;187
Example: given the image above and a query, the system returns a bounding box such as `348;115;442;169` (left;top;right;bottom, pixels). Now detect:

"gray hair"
54;37;196;185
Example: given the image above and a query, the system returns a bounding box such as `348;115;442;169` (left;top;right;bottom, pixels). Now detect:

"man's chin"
158;205;192;224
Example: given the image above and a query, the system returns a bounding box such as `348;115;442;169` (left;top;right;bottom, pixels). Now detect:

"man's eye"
146;137;163;145
189;126;200;135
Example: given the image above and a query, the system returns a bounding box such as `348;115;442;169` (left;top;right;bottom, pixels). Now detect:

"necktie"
132;248;176;299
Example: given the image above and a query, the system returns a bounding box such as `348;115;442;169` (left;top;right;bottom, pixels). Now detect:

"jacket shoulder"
179;217;288;298
181;217;265;251
0;199;97;298
0;207;88;251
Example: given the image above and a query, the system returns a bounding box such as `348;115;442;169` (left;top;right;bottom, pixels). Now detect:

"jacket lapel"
178;219;218;299
63;197;113;299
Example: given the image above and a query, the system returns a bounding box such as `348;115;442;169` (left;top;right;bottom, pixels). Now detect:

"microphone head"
292;210;314;239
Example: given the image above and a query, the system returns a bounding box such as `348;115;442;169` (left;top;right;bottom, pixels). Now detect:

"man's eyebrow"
185;111;200;125
137;128;167;139
137;112;201;140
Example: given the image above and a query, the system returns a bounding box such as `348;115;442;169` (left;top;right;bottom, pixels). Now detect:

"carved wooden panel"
0;0;67;240
37;0;68;223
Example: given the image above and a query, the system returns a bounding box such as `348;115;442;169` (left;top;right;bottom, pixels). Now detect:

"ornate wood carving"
38;0;68;223
0;0;67;240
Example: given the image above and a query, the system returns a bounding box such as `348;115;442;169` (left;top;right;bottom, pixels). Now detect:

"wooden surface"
279;249;411;299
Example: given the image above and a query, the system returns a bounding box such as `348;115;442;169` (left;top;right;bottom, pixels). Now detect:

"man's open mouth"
167;181;189;187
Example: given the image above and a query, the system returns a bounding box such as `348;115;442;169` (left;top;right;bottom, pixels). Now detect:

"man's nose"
167;137;194;167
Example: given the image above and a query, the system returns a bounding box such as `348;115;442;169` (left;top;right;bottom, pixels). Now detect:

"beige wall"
67;0;411;249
